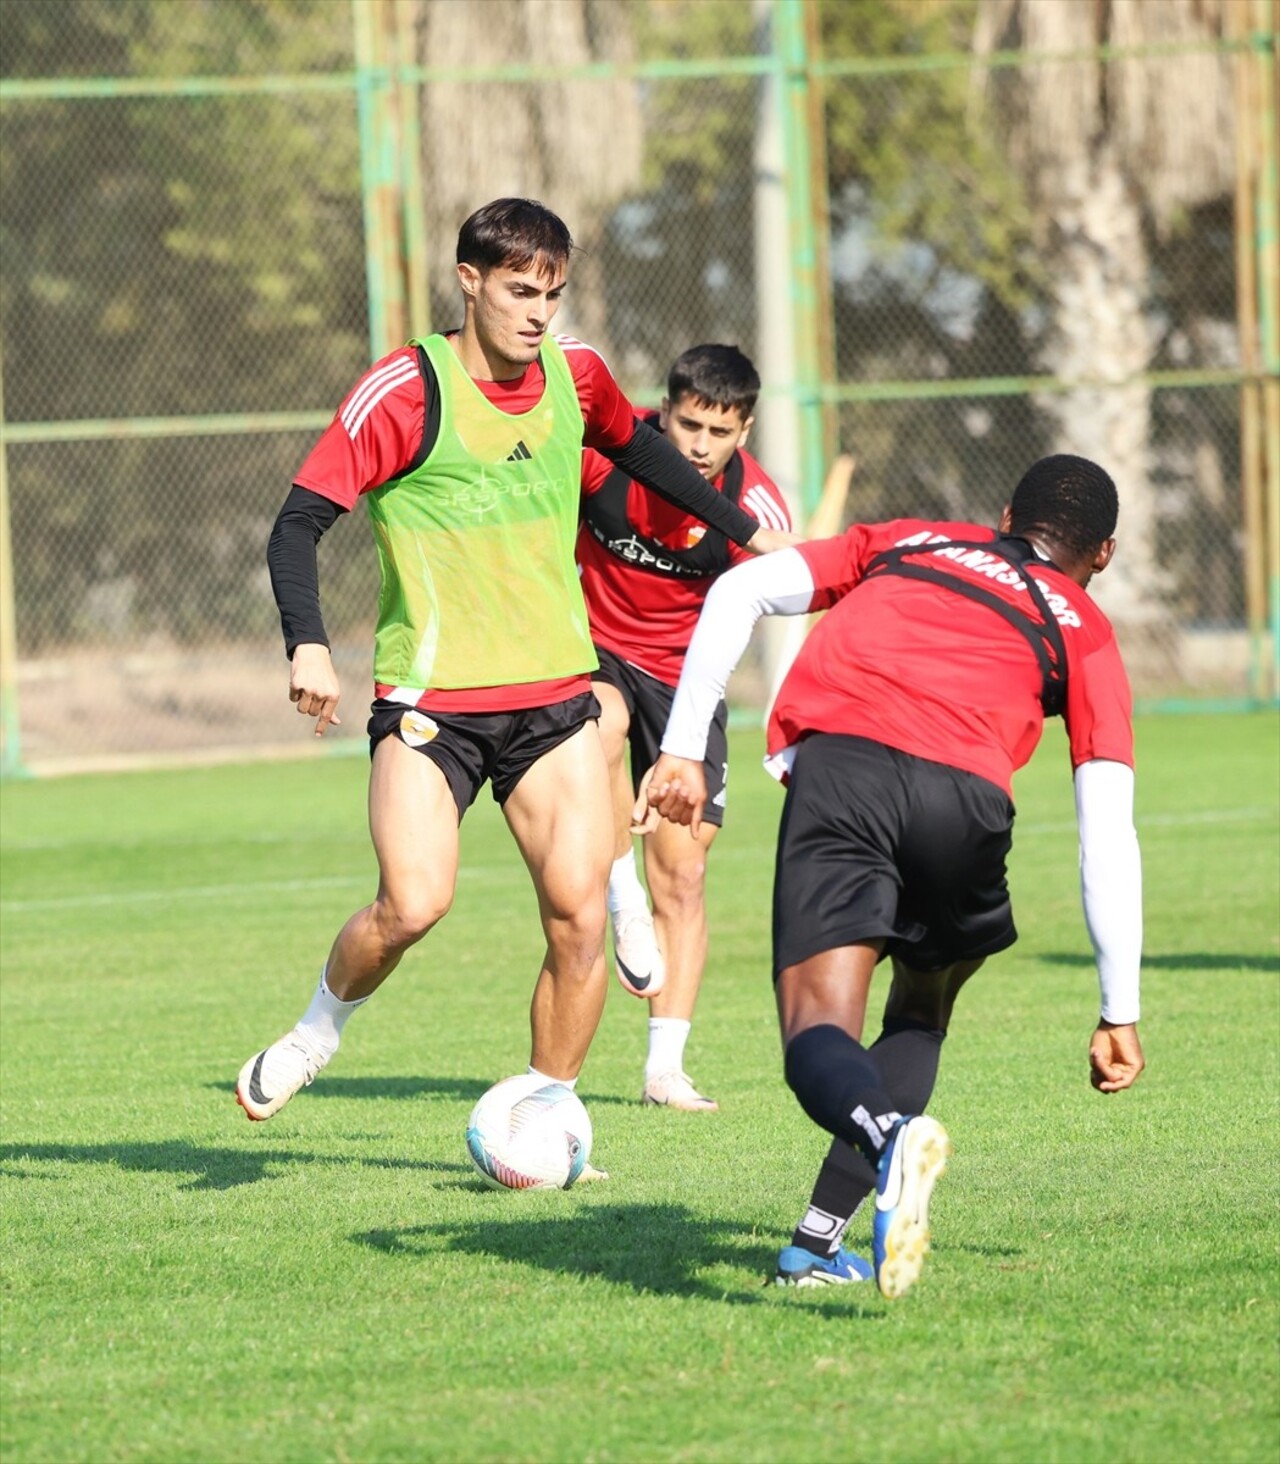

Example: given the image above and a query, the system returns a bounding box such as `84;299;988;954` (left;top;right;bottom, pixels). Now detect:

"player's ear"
997;504;1013;533
658;396;671;431
457;261;482;300
1091;537;1117;575
738;413;755;447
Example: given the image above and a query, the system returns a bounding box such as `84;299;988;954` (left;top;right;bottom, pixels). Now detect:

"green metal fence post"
1252;0;1280;701
396;0;430;339
0;341;26;778
776;0;825;521
353;0;404;359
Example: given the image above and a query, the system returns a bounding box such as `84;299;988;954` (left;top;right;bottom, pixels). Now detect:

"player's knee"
376;888;452;947
648;856;706;916
783;1024;857;1131
544;896;607;965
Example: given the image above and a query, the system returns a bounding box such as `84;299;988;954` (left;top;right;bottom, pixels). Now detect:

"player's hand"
636;753;707;837
289;642;342;736
744;526;804;555
630;764;661;836
1089;1021;1145;1093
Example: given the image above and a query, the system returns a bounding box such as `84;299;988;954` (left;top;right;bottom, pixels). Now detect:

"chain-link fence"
2;0;1277;773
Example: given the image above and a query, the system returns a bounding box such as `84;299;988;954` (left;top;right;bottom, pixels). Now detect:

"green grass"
2;712;1277;1464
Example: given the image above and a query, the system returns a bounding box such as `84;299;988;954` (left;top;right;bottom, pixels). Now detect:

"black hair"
456;198;573;279
1008;454;1119;562
667;344;760;419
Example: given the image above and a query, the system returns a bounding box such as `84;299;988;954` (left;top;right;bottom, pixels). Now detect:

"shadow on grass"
1042;951;1278;972
351;1202;887;1316
0;1140;468;1192
206;1075;493;1103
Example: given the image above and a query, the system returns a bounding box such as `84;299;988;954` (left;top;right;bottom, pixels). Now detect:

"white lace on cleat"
641;1070;719;1112
235;1028;331;1121
612;906;666;998
873;1114;952;1300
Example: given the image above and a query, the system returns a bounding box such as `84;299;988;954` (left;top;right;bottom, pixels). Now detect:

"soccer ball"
465;1073;593;1191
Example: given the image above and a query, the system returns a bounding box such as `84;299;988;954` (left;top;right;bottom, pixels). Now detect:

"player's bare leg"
641;817;719;1109
237;736;460;1119
324;737;462;1000
592;681;633;860
594;680;665;997
502;722;613;1082
775;942;880;1047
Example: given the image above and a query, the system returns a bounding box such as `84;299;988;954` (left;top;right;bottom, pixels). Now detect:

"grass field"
1;712;1277;1464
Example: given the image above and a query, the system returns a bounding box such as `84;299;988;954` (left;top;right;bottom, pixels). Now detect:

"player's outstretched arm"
743;526;804;555
606;420;764;547
660;548;818;759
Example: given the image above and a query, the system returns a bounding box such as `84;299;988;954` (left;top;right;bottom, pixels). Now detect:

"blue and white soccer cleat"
775;1245;874;1287
873;1114;952;1300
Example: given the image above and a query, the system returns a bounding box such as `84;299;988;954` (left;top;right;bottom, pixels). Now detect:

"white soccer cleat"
236;1027;332;1121
612;906;666;997
641;1070;719;1112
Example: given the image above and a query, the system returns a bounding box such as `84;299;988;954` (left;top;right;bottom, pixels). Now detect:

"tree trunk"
1031;144;1167;648
410;0;642;357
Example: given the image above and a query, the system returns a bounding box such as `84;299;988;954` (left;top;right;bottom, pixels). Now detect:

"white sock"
646;1018;691;1079
528;1065;577;1090
296;969;366;1056
607;849;648;916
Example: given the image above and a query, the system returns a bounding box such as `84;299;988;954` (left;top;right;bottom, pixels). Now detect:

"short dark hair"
456;198;573;279
1008;454;1119;561
667;344;760;419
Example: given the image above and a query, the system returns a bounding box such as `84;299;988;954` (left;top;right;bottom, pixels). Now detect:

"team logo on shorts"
399;711;440;748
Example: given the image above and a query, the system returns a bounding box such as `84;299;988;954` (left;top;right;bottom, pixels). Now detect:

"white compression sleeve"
661;549;818;760
1074;758;1143;1024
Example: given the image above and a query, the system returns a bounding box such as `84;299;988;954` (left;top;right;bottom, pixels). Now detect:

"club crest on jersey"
399;711;440;747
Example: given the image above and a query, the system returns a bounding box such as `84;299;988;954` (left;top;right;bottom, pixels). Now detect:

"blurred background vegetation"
1;0;1276;768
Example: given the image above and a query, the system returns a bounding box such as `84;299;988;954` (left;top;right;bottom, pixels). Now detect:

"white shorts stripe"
384;686;425;706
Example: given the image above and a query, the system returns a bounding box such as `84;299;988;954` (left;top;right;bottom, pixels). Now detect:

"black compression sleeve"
266;484;345;657
604;419;761;546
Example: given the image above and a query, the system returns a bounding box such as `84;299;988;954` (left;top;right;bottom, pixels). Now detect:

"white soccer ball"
465;1073;593;1191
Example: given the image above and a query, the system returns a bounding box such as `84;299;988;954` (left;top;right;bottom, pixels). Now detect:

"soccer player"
577;344;792;1112
236;199;791;1132
640;455;1145;1297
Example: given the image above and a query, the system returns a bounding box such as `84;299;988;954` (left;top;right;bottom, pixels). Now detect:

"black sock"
790;1021;946;1256
782;1024;902;1165
791;1137;872;1255
872;1018;945;1111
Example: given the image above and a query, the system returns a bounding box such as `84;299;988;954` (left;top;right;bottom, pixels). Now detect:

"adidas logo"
506;440;532;461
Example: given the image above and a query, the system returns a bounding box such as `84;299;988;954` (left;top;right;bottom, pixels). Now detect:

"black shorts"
592;645;729;827
367;691;601;819
773;733;1017;976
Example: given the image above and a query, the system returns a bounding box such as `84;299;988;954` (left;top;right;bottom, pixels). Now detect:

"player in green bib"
238;199;796;1153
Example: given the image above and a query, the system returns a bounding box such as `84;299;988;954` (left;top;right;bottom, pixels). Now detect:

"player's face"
459;259;567;370
659;394;752;481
